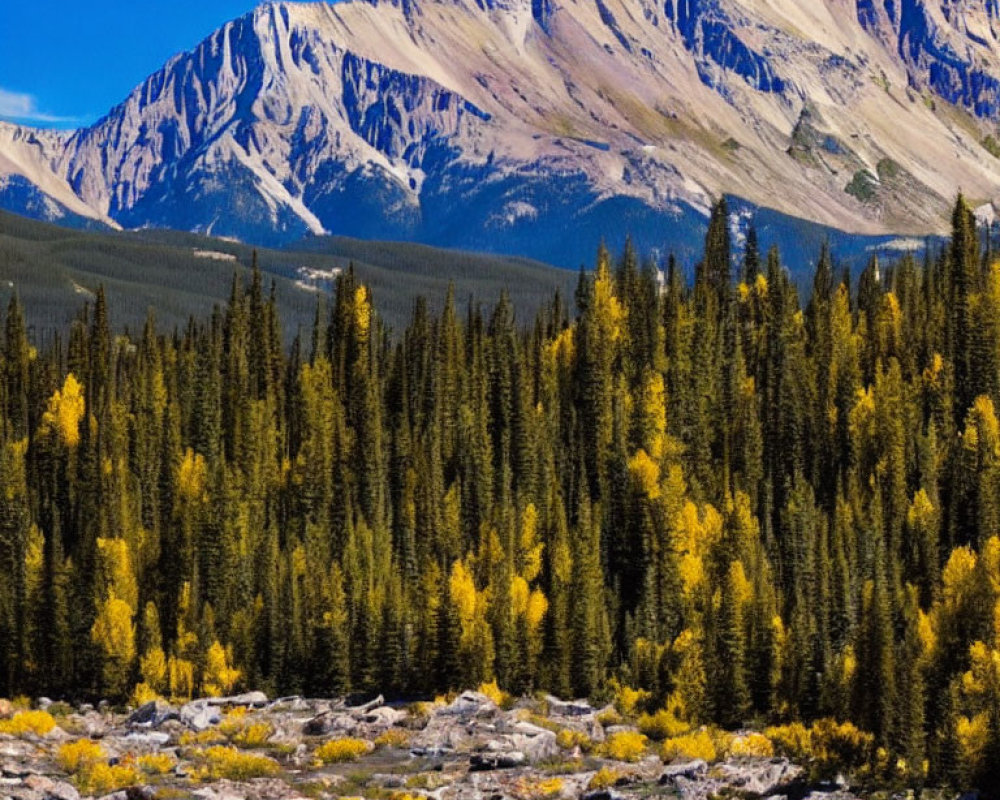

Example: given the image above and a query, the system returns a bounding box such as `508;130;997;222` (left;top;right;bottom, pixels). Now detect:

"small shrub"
513;776;563;799
179;728;226;746
596;707;625;727
810;718;873;775
0;710;57;736
598;731;647;762
374;728;411;749
314;737;372;763
587;767;622;789
131;682;161;707
478;680;511;708
555;728;592;751
193;745;280;781
57;739;105;773
233;721;273;748
764;721;811;761
611;683;650;717
75;762;141;795
638;709;689;741
138;752;176;775
660;729;717;763
729;732;775;758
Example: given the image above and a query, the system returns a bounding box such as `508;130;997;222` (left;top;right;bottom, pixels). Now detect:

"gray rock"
363;705;405;725
545;695;594;717
127;700;177;727
443;691;497;718
120;731;171;747
179;701;220;731
659;759;708;783
23;775;79;800
469;750;526;770
714;758;803;795
204;691;268;708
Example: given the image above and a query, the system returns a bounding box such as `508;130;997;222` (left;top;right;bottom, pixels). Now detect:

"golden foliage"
232;721;273;748
314;737;373;763
176;448;207;503
137;752;176;775
628;449;661;500
374;728;411;749
203;640;241;697
957;713;990;773
354;285;372;341
74;762;140;795
638;709;690;741
598;731;648;762
729;732;775;758
555;728;592;751
477;679;509;707
513;776;563;799
40;373;85;448
192;746;280;780
942;546;978;607
660;729;718;763
587;767;622;790
57;739;105;773
0;710;55;737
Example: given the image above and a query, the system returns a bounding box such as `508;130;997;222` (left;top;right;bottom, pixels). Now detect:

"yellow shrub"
599;731;647;762
513;776;563;799
478;680;510;708
57;739;105;773
764;721;812;761
193;746;280;780
612;683;651;717
233;722;273;748
729;732;775;758
587;767;622;790
179;728;226;746
0;710;57;736
314;737;372;763
130;682;162;707
638;709;690;741
374;728;411;749
660;729;717;763
138;752;176;775
555;728;592;751
809;718;873;772
596;707;625;727
76;762;140;795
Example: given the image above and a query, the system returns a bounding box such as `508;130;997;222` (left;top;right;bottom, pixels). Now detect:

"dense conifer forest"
4;195;1000;789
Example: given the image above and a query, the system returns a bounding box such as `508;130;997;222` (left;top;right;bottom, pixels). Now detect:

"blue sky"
0;2;256;129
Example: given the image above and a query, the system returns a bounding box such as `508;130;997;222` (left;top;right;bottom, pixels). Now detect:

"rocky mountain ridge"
2;0;1000;265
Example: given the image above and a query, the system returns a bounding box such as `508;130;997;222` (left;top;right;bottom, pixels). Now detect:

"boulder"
442;691;497;718
362;705;405;726
714;758;803;795
179;701;220;731
469;751;526;771
0;699;12;718
659;759;708;784
545;695;594;717
127;701;177;728
23;775;79;800
204;691;268;708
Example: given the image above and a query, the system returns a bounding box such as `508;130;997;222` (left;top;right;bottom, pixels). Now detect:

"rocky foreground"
0;691;946;800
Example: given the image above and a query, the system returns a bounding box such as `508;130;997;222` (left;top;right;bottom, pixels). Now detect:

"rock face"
3;0;1000;264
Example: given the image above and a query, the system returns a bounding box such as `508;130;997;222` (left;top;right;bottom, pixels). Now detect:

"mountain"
1;0;999;266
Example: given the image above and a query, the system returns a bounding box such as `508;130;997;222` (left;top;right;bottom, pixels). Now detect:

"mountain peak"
2;0;1000;265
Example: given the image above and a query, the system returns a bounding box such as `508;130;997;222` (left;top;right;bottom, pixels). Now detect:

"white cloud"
0;87;82;125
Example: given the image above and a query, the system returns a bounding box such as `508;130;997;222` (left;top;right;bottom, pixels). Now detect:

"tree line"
2;195;1000;788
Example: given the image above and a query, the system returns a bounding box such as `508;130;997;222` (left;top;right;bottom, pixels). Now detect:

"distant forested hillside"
0;211;575;334
2;197;1000;791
